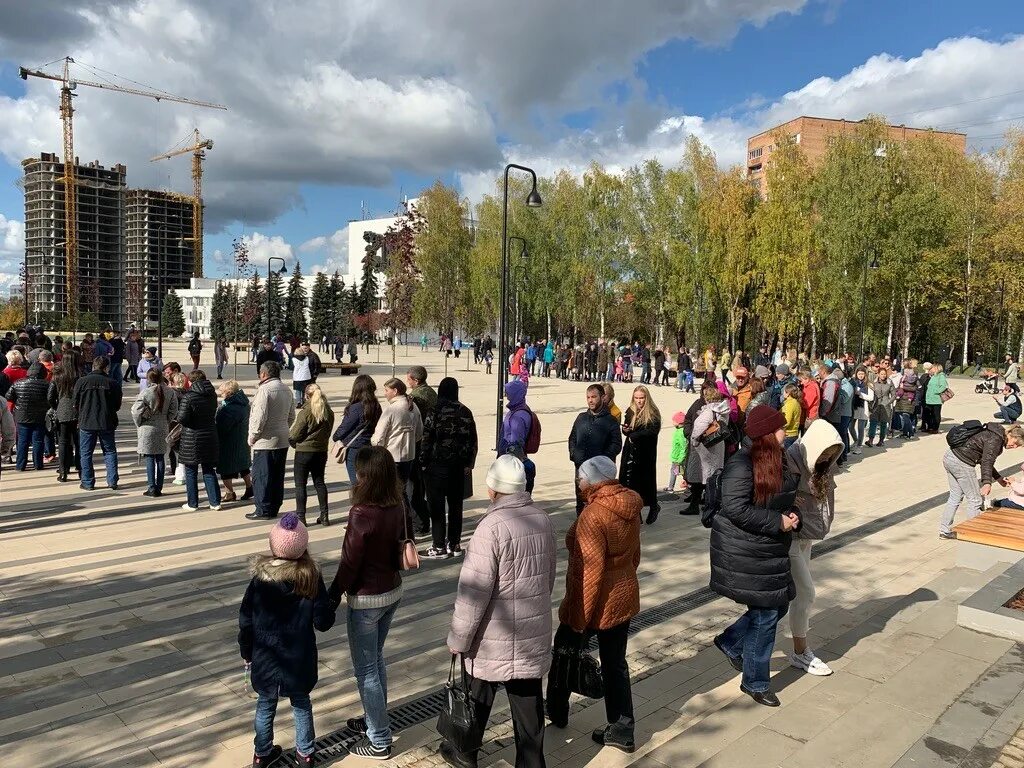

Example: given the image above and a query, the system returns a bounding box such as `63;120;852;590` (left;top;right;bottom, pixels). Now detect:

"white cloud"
0;0;812;230
460;35;1024;200
240;232;294;267
300;225;350;277
0;214;25;291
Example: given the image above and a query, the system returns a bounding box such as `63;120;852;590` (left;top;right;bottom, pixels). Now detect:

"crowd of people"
8;323;1023;768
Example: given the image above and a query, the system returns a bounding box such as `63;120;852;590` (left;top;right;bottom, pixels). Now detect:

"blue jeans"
347;602;400;748
79;429;119;488
345;448;359;485
998;406;1019;424
15;423;45;470
254;692;314;758
606;363;614;381
850;418;866;447
144;454;165;492
718;604;788;693
185;463;221;508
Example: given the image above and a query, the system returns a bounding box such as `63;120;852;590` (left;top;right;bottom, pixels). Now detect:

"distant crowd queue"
5;324;1022;768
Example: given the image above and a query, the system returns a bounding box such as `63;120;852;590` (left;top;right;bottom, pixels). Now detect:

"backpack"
946;420;985;449
701;468;724;529
837;379;853;412
524;409;541;455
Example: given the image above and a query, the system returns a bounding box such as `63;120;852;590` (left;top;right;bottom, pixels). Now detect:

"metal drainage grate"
290;481;950;764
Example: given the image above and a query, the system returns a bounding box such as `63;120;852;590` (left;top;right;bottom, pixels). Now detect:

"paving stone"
871;647;990;719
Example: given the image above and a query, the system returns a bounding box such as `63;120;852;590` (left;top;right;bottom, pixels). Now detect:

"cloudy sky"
0;0;1021;290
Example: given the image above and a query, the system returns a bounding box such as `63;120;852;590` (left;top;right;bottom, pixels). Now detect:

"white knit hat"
486;454;527;494
577;455;617;486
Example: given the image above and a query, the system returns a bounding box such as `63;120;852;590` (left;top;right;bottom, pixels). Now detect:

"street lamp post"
495;164;542;451
508;236;528;350
266;257;287;339
858;250;880;362
996;277;1006;367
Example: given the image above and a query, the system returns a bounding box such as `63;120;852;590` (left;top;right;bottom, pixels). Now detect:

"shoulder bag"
400;509;420;571
166;422;182;449
698;416;730;448
550;628;605;699
331;426;365;465
939;388;955;403
436;654;482;753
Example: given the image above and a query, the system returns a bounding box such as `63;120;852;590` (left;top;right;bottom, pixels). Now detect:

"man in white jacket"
246;361;295;521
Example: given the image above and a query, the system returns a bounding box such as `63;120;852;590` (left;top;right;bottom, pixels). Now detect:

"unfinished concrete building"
22;153;126;328
125;190;195;329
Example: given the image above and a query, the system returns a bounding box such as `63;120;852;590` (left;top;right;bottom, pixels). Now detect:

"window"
790;132;801;144
748;147;763;160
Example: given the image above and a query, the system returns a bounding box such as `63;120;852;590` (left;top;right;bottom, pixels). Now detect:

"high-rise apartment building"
746;116;967;197
125;190;195;328
22;153;126;327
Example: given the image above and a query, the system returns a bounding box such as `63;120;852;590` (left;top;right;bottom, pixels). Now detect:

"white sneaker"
181;503;199;512
209;505;222;511
790;650;833;676
851;446;862;455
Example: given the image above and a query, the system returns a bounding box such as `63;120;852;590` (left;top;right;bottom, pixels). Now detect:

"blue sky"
0;0;1021;288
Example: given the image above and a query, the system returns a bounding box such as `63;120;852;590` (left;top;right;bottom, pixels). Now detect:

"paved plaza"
3;343;1024;768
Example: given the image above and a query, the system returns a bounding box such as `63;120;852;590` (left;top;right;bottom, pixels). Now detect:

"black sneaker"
423;546;451;560
295;750;314;766
713;634;744;672
79;483;94;491
347;716;367;733
241;488;255;501
348;737;391;760
252;744;283;767
143;489;156;497
592;724;635;753
448;545;463;557
646;505;660;525
439;740;477;768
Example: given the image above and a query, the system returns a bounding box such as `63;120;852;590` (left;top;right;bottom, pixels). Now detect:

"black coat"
568;408;622;466
619;408;660;508
238;559;336;696
73;370;123;432
9;365;50;425
710;447;799;609
421;398;478;468
175;378;219;466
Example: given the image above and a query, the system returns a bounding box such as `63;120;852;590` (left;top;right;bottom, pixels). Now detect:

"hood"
790;419;843;478
191;378;217;398
584;481;643;522
487;490;535;515
249;555;316;586
225;390;249;407
27;362;47;380
438;376;459;402
505;380;527;408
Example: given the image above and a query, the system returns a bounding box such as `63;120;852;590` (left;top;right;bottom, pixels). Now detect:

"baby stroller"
976;370;1001;394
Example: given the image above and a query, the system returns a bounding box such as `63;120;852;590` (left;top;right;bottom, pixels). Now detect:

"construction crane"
17;56;226;325
151;129;214;277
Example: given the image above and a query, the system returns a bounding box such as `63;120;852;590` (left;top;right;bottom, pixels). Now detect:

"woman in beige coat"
444;454;556;768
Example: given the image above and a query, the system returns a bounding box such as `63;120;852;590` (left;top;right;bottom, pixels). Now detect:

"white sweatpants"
789;539;815;638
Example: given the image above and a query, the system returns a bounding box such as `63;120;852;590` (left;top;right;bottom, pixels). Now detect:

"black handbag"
45;408;58;434
436;654;482;754
551;630;605;699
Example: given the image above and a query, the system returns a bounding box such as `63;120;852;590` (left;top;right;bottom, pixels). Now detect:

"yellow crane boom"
151;129;214;278
18;57;226;326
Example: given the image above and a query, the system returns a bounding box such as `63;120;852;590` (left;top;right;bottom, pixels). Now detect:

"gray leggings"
942;449;982;535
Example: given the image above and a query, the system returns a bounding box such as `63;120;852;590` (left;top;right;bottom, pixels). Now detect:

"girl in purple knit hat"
239;513;336;767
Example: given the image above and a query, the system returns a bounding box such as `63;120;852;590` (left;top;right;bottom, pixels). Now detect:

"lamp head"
279;264;288;275
526;188;543;208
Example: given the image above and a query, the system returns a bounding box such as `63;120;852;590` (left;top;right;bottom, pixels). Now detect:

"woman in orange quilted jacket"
547;455;642;754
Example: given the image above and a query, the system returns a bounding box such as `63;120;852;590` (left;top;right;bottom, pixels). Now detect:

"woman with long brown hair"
327;445;406;760
333;374;382;485
709;404;799;707
619;385;662;525
47;351;81;482
131;368;179;497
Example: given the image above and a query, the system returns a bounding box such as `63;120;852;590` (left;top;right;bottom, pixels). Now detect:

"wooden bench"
954;508;1024;570
322;362;362;376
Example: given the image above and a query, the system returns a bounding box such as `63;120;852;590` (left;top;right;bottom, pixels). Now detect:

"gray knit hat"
577;456;617;486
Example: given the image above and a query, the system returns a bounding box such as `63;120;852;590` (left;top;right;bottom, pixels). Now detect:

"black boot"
297;511;308;526
316;510;330;527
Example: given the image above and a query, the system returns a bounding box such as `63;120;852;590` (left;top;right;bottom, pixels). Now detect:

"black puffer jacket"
421;398;478;468
175;378;219;466
710;447;799;609
568;408;622;466
8;364;50;425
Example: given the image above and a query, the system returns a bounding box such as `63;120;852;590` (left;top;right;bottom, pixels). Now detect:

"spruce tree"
209;282;230;341
327;270;344;339
358;247;379;315
265;271;286;335
161;290;185;337
284;262;308;337
309;271;331;343
240;273;266;340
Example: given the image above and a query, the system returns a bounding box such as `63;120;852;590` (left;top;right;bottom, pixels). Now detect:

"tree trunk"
962;259;972;368
1018;317;1024;362
902;290;912;360
546;308;552;341
886;293;895;356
